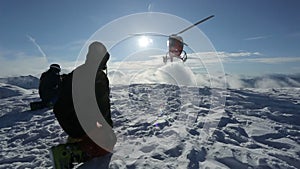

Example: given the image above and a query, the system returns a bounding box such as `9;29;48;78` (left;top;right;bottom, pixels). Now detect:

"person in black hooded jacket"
53;41;115;158
38;64;61;106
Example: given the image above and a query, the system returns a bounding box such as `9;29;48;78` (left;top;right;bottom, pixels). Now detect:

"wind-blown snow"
130;63;197;86
108;60;300;89
0;76;299;169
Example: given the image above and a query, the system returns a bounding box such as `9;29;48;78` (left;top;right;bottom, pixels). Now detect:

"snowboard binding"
50;143;88;169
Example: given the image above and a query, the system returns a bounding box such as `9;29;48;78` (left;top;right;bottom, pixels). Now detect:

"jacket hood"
85;41;107;65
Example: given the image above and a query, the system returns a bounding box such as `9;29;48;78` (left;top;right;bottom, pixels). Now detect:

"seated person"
38;63;61;106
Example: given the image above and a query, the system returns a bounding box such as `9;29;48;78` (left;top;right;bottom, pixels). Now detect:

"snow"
0;76;300;169
0;83;29;99
0;75;39;89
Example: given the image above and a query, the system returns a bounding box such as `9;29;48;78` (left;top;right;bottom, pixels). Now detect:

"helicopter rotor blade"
174;15;215;35
128;32;169;37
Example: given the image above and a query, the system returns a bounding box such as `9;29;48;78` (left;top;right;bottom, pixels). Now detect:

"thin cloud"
44;39;86;51
246;57;300;64
288;31;300;38
192;52;300;65
190;51;261;58
217;51;261;57
0;47;77;77
110;51;298;67
187;51;261;64
244;35;270;41
26;34;47;58
0;53;48;77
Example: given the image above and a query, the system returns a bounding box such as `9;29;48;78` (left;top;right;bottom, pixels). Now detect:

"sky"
0;0;300;77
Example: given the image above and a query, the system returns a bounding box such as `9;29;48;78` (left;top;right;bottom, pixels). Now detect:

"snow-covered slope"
0;75;39;89
0;77;299;168
0;83;31;99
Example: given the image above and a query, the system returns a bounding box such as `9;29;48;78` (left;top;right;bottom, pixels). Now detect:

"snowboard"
50;142;88;169
50;136;112;169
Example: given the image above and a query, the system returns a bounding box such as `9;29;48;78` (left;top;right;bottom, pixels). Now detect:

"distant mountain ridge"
0;74;300;90
0;75;39;89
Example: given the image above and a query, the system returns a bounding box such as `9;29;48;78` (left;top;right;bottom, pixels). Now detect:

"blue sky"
0;0;300;77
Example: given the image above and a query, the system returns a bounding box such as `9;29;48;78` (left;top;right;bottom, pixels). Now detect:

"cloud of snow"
109;62;198;86
253;76;300;88
108;59;300;89
225;74;247;88
254;78;284;88
131;62;197;86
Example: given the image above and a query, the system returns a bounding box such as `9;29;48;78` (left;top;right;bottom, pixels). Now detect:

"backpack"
53;68;112;138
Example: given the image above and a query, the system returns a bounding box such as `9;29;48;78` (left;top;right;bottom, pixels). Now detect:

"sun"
138;36;152;47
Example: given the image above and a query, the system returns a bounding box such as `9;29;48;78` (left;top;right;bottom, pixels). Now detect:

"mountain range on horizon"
0;73;300;91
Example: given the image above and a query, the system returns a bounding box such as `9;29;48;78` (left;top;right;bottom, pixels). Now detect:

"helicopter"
163;15;215;63
129;15;214;63
164;35;186;63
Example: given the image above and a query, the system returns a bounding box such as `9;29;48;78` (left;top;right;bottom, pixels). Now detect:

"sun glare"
138;36;152;47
